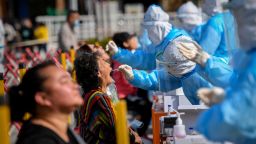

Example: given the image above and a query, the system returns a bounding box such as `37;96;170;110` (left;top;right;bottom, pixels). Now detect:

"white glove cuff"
118;65;134;80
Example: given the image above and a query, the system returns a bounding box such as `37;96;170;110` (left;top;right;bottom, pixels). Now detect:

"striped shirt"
80;89;116;144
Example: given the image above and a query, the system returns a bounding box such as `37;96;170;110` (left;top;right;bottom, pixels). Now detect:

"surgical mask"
73;20;80;34
106;82;119;104
73;20;80;28
73;19;80;31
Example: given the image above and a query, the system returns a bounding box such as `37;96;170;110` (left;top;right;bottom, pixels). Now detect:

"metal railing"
36;15;96;43
36;13;144;43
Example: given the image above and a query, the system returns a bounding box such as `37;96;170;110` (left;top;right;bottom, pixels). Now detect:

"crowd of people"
0;18;48;46
2;0;256;143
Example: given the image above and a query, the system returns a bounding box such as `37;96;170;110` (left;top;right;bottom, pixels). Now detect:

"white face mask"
73;20;80;27
73;19;80;29
147;26;164;45
73;20;80;34
145;22;171;45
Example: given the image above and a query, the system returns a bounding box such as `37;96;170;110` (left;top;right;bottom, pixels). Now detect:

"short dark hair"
76;44;94;58
75;52;101;94
112;32;136;48
67;10;79;20
9;61;56;122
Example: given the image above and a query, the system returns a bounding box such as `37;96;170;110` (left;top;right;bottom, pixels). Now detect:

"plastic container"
173;117;186;138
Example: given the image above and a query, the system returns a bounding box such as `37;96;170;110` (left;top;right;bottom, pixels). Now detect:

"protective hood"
177;1;202;26
143;5;169;24
143;5;172;45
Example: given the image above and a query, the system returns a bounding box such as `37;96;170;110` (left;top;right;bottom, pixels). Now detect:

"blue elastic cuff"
180;67;196;80
111;48;121;60
128;70;138;84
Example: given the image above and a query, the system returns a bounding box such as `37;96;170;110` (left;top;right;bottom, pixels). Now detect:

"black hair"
9;60;56;122
75;52;101;94
112;32;135;48
67;10;79;20
76;44;94;58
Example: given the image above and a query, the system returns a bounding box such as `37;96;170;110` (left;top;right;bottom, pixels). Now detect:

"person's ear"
123;41;129;48
98;71;102;79
35;92;52;107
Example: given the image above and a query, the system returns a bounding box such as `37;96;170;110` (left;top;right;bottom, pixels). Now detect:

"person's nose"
72;80;80;90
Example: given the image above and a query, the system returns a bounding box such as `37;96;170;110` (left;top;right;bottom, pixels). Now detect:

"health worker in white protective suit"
107;2;204;71
117;5;212;105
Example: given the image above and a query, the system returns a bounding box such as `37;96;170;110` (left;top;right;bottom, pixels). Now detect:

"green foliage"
85;37;112;49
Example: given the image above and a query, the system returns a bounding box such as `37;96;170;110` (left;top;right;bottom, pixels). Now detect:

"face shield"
138;27;152;50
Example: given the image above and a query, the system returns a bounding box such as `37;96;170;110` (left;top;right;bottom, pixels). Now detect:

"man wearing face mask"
187;0;256;143
58;10;80;52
